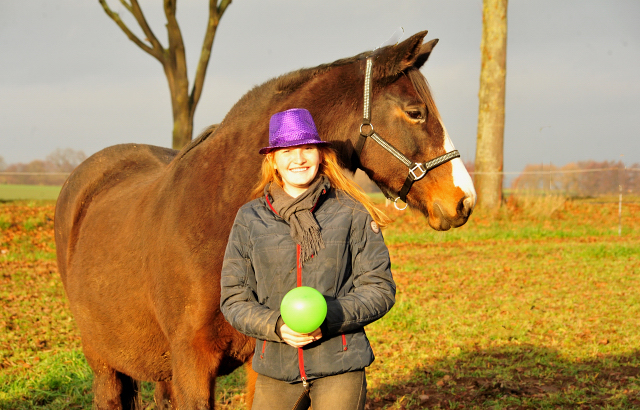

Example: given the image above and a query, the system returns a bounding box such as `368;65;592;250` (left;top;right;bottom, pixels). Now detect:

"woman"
220;108;395;410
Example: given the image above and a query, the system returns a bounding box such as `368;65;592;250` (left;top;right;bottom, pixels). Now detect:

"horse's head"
341;31;476;231
221;30;475;230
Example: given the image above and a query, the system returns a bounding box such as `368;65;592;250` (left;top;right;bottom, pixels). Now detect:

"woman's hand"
279;324;322;348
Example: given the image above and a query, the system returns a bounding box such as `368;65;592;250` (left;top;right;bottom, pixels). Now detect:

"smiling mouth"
288;167;310;173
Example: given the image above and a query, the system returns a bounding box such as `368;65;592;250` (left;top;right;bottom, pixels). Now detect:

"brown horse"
54;30;476;409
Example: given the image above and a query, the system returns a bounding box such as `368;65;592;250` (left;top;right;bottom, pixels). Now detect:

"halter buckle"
409;163;427;181
394;197;408;211
359;123;374;136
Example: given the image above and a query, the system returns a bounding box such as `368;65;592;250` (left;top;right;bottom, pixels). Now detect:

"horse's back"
55;143;177;283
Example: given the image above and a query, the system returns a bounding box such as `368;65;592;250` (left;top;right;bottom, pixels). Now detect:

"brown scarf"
267;176;331;265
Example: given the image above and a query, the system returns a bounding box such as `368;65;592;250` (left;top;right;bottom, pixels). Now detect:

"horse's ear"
413;38;439;69
374;30;430;77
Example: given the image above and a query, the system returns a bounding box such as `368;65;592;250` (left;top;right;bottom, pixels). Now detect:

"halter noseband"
353;57;460;210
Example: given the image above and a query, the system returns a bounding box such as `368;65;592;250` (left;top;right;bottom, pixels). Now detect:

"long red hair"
252;146;392;227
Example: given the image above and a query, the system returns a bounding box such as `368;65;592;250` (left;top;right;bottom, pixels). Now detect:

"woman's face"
273;145;321;197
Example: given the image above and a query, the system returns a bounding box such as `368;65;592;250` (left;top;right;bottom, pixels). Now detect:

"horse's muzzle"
430;195;474;231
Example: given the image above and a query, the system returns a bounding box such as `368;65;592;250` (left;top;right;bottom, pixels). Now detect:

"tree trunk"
474;0;508;210
172;104;194;149
164;67;194;149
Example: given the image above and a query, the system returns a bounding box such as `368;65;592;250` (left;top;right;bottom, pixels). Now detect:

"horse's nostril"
458;196;475;218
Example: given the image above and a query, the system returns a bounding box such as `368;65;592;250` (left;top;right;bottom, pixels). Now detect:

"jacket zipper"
296;243;308;386
266;192;326;387
260;340;266;359
296;194;323;387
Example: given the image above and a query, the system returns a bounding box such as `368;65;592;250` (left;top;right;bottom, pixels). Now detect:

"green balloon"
280;286;328;334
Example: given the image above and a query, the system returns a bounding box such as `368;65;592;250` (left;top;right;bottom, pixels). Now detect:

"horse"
54;30;476;409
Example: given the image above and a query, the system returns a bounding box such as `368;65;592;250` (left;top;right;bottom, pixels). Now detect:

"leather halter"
353;57;460;210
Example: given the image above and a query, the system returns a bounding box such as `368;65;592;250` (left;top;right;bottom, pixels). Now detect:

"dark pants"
251;370;367;410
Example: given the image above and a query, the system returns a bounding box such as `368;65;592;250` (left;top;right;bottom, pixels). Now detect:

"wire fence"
471;167;640;175
3;167;640;199
3;167;638;235
0;172;71;186
471;167;640;200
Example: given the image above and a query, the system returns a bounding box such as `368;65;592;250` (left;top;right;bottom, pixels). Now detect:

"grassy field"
0;185;62;202
1;195;639;409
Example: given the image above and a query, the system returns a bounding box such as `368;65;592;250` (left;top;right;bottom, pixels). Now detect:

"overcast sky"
1;0;639;172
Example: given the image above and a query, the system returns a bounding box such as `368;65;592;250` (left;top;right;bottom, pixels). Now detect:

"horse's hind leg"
84;345;141;409
117;374;141;410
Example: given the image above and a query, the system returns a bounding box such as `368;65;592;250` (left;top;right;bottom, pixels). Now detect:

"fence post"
618;162;623;237
617;183;622;236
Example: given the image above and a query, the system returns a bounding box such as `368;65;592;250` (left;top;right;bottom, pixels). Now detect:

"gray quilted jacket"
220;188;395;383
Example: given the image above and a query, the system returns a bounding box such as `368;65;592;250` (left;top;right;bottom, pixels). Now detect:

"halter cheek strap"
353;57;460;209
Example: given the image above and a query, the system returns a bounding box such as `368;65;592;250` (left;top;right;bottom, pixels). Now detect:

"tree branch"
162;0;189;122
99;0;165;62
163;0;187;68
190;0;232;111
118;0;133;14
128;0;165;60
217;0;232;17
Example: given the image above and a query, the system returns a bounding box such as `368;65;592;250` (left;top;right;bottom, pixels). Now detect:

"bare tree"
46;148;87;172
99;0;232;149
474;0;508;210
510;160;640;197
0;149;87;185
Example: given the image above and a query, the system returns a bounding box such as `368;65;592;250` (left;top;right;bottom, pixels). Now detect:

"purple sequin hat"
259;108;330;155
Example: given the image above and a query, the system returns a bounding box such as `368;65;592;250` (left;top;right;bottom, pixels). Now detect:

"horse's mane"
271;51;370;95
175;123;218;160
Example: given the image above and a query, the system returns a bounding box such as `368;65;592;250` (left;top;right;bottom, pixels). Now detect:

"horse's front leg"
170;336;223;409
244;357;258;410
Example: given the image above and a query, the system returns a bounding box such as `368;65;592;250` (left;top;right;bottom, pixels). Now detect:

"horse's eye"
405;110;424;120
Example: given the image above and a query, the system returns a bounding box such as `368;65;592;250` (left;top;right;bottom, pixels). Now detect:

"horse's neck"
172;65;361;197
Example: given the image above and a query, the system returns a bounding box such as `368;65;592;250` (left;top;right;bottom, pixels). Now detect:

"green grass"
0;351;93;410
359;197;640;408
1;198;639;408
0;185;61;201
